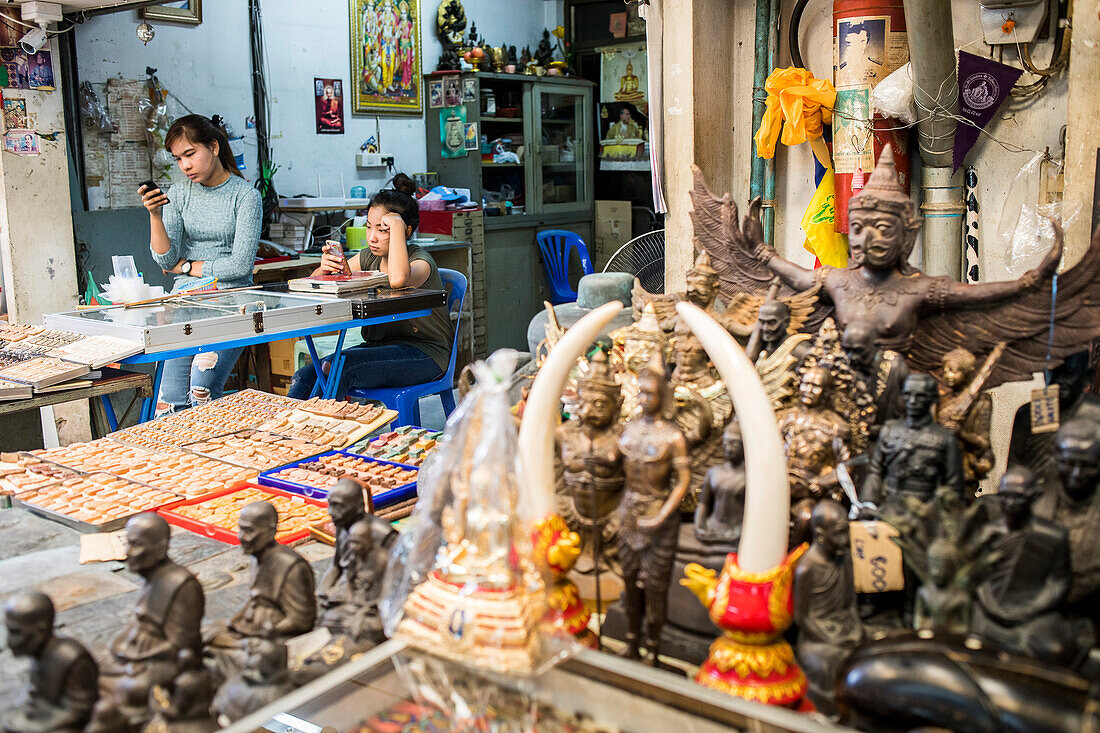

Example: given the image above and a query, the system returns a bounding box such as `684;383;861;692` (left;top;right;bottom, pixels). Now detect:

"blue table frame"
119;309;431;422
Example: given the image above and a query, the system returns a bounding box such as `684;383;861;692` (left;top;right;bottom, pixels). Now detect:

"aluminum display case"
221;639;848;733
43;291;353;354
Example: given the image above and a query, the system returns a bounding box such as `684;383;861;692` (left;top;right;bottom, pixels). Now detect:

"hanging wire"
829;67;1051;158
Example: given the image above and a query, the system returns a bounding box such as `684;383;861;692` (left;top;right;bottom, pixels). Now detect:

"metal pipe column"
903;0;965;279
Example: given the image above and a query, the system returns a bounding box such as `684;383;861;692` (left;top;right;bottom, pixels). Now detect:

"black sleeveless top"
356;244;453;372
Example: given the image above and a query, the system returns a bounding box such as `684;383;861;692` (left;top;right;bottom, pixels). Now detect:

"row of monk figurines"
3;476;392;733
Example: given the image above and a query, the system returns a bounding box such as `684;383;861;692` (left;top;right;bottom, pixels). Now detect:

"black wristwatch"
181;260;193;275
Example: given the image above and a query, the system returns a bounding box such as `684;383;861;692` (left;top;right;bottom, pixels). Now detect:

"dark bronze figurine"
316;519;388;646
145;648;217;732
616;351;691;664
861;374;965;515
99;513;204;727
670;318;730;508
556;350;625;574
912;537;972;635
207;502;316;666
3;591;98;733
693;420;746;547
1033;418;1100;612
792;499;862;714
317;478;395;631
971;467;1088;667
779;365;852;505
691;145;1100;394
210;640;293;725
632;250;724;332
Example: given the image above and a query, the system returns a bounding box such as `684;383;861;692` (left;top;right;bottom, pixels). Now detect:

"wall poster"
350;0;422;115
315;78;345;134
599;44;649;171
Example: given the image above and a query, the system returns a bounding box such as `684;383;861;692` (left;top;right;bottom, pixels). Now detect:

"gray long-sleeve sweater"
149;175;262;290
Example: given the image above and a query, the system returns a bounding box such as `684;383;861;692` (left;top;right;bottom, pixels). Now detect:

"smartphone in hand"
138;179;170;204
323;240;351;275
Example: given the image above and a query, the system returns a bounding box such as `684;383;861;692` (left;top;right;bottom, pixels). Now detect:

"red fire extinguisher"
832;0;912;232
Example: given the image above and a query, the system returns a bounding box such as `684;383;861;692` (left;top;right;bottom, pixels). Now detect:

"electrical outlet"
356;152;386;167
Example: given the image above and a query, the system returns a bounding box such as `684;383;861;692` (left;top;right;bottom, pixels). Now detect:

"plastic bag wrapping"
380;349;578;676
78;82;115;133
385;649;621;733
870;62;917;126
138;97;175;179
998;151;1080;277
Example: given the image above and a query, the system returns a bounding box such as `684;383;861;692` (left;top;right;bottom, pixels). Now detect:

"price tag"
850;521;904;593
1030;384;1060;434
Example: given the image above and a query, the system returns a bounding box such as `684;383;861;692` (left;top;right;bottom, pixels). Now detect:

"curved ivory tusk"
518;301;623;522
677;301;789;573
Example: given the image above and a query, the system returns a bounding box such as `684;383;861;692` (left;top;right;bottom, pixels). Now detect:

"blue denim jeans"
156;346;246;415
287;343;443;400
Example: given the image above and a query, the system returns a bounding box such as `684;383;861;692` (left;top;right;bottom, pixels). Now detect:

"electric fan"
602;229;665;294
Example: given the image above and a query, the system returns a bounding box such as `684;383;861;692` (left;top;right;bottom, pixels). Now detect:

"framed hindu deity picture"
141;0;202;25
350;0;422;115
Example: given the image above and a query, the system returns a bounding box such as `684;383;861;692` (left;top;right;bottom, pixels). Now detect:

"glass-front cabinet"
425;72;594;220
221;639;845;733
532;84;592;214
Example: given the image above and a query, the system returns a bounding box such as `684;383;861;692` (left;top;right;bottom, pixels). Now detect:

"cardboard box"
269;338;300;377
595;200;632;268
271;373;292;396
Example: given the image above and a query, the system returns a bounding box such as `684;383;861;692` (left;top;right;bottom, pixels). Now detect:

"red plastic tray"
157;482;327;545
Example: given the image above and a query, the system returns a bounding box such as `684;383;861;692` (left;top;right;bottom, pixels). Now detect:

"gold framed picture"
350;0;422;116
141;0;202;26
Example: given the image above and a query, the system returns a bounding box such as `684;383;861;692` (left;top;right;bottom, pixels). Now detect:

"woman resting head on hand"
316;173;429;290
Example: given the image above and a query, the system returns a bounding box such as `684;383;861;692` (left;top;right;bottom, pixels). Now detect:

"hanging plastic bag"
78;82;116;133
380;349;579;676
999;152;1080;277
870;62;917;126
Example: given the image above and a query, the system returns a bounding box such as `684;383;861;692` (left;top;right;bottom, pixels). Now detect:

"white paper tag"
850;521;904;593
1031;384;1060;434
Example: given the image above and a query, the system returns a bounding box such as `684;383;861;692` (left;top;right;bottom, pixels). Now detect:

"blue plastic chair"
536;229;595;305
347;268;467;427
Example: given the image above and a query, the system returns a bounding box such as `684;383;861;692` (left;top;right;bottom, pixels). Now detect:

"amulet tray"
158;483;328;545
258;449;418;507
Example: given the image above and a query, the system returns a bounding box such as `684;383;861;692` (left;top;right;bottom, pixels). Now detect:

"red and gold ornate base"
685;545;809;707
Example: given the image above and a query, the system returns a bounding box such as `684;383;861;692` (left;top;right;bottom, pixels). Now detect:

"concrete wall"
72;0;562;197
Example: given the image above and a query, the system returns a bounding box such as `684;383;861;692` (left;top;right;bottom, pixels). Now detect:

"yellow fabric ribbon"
801;169;849;268
754;67;835;169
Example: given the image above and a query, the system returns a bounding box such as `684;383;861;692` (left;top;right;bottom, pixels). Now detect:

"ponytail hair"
368;172;419;231
165;114;243;179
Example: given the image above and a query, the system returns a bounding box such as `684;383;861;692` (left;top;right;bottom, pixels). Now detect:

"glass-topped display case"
43;291;352;353
221;639;847;733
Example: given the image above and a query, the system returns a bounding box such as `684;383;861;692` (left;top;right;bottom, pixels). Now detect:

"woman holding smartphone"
141;114;262;415
287;174;453;400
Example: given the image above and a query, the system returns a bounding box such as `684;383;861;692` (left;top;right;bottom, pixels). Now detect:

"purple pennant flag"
954;51;1023;171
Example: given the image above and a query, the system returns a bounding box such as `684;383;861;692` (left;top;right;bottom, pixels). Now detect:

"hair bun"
390;172;416;197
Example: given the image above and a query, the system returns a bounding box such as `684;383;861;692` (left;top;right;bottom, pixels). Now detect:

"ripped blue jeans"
155;347;245;415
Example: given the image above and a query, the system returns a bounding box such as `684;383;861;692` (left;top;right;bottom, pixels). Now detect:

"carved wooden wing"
690;165;832;332
908;225;1100;389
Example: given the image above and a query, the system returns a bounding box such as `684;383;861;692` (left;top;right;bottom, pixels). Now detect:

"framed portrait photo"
350;0;422;115
141;0;202;25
